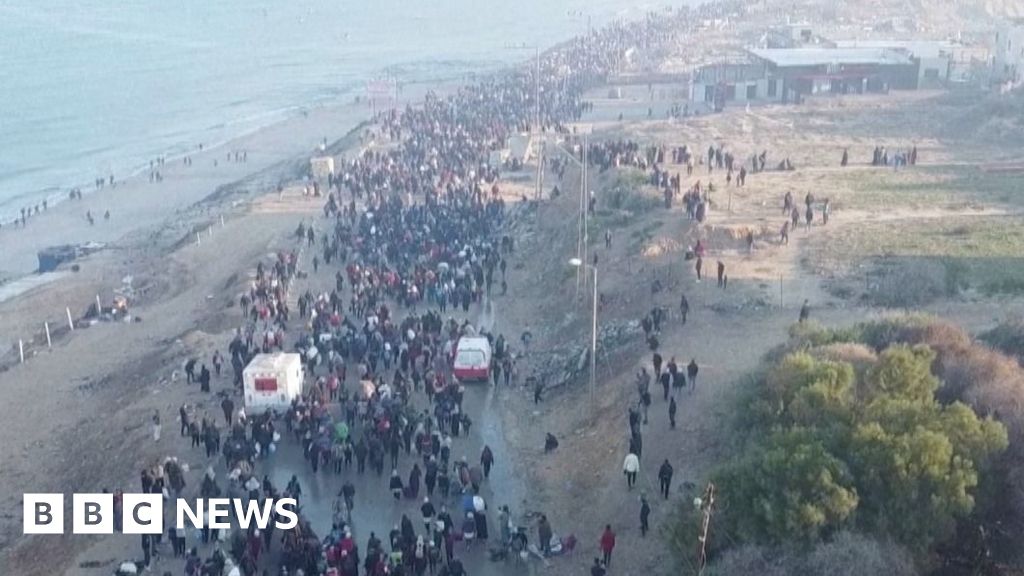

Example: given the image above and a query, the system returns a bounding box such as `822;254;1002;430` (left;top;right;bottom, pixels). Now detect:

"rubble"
529;320;643;390
708;295;772;313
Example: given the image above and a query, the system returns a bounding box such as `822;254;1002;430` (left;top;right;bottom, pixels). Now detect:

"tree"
849;348;1008;550
706;344;1008;556
716;429;858;545
763;352;855;435
862;345;938;403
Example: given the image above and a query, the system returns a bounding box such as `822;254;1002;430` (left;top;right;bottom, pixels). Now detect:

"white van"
243;353;304;414
453;336;492;383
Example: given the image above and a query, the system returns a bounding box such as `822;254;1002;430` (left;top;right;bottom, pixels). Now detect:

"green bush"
703;343;1007;556
605;169;660;213
677;315;1024;572
716;429;859;545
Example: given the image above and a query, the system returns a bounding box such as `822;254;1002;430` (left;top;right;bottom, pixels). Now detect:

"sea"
0;0;678;223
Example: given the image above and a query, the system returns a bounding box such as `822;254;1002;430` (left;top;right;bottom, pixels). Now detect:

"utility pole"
589;265;597;411
534;46;541;201
582;134;589;290
534;46;541;137
575;135;587;298
696;482;716;576
535;141;544;202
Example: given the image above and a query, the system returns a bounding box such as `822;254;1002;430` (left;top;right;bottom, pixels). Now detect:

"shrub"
800;532;916;576
866;260;946;307
809;343;878;383
707;532;916;576
605;169;660;213
708;342;1007;555
980;318;1024;363
716;429;858;545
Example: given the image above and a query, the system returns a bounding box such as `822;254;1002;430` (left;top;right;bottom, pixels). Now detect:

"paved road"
258;295;533;575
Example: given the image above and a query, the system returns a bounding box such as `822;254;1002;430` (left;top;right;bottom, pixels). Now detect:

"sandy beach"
0;101;369;281
0;80;464;364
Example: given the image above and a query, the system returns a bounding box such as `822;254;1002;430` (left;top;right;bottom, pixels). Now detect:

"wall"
994;24;1024;85
689;78;783;105
917;55;950;88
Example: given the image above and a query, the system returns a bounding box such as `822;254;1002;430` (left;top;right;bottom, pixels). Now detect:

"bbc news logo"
23;494;298;535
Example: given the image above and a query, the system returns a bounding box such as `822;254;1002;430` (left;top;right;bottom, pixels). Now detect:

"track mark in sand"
251;201;322;215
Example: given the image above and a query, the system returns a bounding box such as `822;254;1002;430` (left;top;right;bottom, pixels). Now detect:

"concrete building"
748;47;919;100
833;40;958;88
993;21;1024;88
690;61;783;110
762;22;819;49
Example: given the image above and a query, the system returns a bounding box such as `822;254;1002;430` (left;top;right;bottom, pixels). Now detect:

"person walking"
221;396;234;426
179;404;190;436
199;364;211;392
599;525;616;567
480;445;494;479
799;299;810;323
421;498;436;533
668;396;677;429
658;459;674;499
640;494;651;537
184;358;197;384
538;514;553;556
389;470;404;500
687;359;699;392
623;451;640;489
151;410;161;442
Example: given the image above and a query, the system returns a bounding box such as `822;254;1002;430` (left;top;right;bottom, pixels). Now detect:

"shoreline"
0;65;494;234
0;77;463;284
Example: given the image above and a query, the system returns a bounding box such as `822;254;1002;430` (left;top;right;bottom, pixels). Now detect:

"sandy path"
0;211;300;573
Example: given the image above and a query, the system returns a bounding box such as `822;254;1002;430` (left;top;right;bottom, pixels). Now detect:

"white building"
993;21;1024;88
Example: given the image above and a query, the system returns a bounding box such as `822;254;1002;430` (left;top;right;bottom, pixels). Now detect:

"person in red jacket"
599;524;616;567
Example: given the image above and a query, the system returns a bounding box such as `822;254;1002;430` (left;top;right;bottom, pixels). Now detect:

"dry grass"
808;216;1024;302
707;531;916;576
980;319;1024;363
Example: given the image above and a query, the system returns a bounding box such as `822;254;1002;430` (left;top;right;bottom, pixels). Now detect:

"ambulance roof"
244;353;302;372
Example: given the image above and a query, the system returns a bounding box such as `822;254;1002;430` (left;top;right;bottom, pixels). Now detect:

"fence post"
19;339;24;363
45;322;52;348
67;307;74;330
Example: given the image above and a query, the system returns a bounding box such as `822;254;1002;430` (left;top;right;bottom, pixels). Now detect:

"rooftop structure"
749;47;914;68
833;39;959;58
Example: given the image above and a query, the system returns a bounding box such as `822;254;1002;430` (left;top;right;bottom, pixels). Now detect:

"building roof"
833;40;958;59
749;47;914;67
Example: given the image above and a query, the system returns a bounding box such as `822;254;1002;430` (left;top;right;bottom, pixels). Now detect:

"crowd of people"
99;0;931;574
127;7;714;576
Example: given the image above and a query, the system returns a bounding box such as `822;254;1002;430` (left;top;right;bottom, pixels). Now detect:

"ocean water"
0;0;675;222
